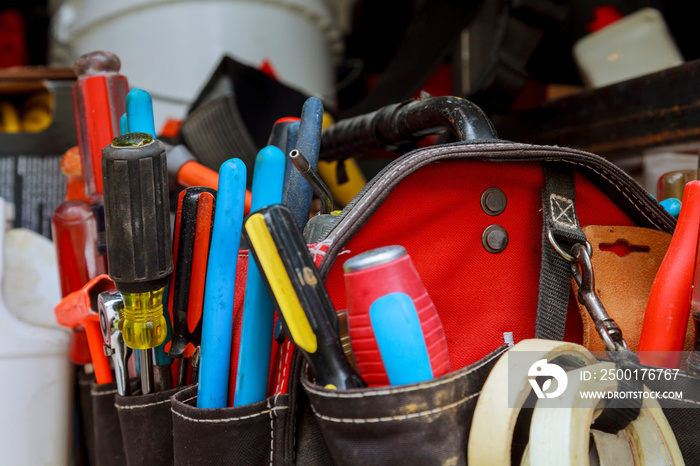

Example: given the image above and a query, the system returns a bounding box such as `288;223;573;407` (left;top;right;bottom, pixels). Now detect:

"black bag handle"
320;96;498;163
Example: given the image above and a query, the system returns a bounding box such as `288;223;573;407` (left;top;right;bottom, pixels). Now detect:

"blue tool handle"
282;120;300;208
234;146;286;406
370;292;434;386
126;88;157;138
284;98;323;229
660;198;681;219
197;158;247;408
119;113;128;136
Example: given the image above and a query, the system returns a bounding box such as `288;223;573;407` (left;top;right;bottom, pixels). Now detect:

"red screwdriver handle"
639;180;700;367
343;246;450;387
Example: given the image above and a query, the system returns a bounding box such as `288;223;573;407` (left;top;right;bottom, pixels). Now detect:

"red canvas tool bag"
82;98;699;465
293;97;700;465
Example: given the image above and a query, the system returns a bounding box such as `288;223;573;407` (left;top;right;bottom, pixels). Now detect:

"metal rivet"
482;225;509;254
481;188;507;216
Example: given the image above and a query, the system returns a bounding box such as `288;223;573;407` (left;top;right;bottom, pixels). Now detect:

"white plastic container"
573;7;683;88
0;198;72;466
51;0;342;131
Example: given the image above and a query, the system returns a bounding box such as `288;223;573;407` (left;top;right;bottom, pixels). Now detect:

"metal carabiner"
570;242;628;352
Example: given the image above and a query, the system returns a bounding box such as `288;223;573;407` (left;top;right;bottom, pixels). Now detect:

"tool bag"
83;97;698;465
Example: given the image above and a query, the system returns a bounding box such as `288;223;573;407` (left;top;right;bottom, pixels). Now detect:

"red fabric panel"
326;161;636;371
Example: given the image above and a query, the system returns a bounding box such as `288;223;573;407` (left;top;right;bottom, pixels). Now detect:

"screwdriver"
198;158;247;408
125;87;252;214
243;204;365;390
343;246;450;387
52;200;107;365
234;145;286;406
124;88;176;391
126;89;156;138
168;187;216;387
283;98;323;229
72;51;128;200
102;132;173;393
53;148;108;365
639;180;700;367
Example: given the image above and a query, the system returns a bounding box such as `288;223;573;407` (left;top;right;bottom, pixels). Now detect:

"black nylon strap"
535;164;587;340
537;164;641;433
592;350;643;434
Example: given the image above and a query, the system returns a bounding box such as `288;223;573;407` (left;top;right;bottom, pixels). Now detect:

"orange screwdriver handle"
177;161;218;190
55;274;116;383
639;180;700;367
177;161;252;215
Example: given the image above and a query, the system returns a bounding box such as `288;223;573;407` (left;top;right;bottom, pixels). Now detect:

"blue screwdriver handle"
119;113;128;136
284;98;323;229
234;146;286;406
197;158;247;408
126;88;157;138
282;120;300;208
370;292;434;386
659;198;681;219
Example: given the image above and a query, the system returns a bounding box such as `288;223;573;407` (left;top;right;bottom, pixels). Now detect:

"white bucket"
51;0;342;132
0;198;72;466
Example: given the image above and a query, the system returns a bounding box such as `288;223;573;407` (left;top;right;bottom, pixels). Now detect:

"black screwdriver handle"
102;133;173;293
169;187;216;358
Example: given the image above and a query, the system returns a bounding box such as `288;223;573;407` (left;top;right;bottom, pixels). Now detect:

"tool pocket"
77;370;97;466
90;380;129;466
170;385;290;465
115;385;186;466
301;345;508;466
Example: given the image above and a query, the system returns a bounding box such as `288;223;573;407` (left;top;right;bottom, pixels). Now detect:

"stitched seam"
171;406;289;423
311;391;479;423
182;394;198;404
324;145;666;261
115;398;171;410
550;194;577;229
304;349;504;398
546;158;663;229
268;397;274;466
91;389;118;396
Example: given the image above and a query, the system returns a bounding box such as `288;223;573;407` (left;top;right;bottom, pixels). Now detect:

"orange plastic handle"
177;160;252;215
85;319;113;384
638;181;700;367
55;274;116;383
184;191;215;358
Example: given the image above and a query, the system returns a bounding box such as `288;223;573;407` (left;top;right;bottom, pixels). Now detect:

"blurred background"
2;1;699;464
1;0;699;192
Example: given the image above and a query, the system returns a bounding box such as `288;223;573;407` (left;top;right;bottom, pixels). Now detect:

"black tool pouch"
78;370;97;466
115;385;185;466
301;346;507;466
169;385;291;465
90;381;128;466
